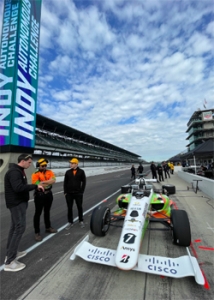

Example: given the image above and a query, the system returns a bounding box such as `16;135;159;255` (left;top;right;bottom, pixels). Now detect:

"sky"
1;0;214;162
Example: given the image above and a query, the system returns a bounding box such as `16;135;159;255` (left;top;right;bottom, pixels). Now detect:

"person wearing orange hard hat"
63;158;86;230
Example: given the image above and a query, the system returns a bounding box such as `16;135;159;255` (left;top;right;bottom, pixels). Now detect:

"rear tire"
162;184;176;195
90;206;111;237
171;210;191;246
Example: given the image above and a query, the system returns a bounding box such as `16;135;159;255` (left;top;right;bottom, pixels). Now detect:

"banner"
202;111;212;121
0;0;42;149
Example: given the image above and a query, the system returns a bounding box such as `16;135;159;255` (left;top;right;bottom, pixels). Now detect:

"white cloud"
206;21;214;36
1;0;213;161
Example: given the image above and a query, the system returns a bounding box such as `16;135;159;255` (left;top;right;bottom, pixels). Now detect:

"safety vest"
32;170;56;190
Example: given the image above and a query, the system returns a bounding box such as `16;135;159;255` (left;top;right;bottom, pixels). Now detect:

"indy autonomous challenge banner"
0;0;42;148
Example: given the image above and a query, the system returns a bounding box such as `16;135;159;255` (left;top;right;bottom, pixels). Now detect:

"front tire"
90;206;111;237
171;210;191;246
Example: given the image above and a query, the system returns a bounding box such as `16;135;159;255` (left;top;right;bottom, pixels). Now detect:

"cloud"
1;0;213;162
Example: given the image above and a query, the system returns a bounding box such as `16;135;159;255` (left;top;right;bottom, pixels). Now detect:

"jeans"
66;193;83;223
6;202;28;264
33;191;53;233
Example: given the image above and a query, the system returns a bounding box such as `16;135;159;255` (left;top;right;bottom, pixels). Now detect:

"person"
150;161;157;179
207;162;212;170
130;165;136;180
32;158;57;242
157;164;164;182
200;165;207;176
137;163;144;175
4;154;44;272
202;165;207;171
163;161;170;179
170;162;174;174
64;158;86;229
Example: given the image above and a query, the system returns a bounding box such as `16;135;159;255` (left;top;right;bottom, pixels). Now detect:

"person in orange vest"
32;158;57;241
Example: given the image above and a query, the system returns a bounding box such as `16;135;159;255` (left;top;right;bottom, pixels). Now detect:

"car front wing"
70;235;205;285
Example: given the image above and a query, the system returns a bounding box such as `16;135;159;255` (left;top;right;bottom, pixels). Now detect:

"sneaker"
80;221;85;228
4;260;26;272
46;227;57;233
16;251;27;260
35;233;43;241
65;223;73;230
4;251;27;263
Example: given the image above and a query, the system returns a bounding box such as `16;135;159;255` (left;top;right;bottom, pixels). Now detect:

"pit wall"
177;170;214;199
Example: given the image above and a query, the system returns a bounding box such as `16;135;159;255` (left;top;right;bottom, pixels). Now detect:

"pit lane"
0;168;213;300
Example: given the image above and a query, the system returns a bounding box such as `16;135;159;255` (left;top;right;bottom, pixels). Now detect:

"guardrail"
177;171;214;199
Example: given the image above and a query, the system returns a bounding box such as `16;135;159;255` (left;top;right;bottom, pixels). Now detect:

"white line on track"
0;188;120;272
206;222;214;233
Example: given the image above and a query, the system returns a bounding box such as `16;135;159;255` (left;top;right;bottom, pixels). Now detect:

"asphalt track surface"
0;168;138;299
1;168;214;300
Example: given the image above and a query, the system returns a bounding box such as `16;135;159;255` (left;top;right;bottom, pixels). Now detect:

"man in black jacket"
64;158;86;230
163;161;170;179
137;163;144;174
150;161;157;179
4;154;44;272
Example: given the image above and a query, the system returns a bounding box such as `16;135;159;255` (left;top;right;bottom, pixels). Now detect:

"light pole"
193;154;196;174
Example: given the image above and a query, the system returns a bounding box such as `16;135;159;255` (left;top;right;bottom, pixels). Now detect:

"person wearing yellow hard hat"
31;158;57;241
63;158;86;229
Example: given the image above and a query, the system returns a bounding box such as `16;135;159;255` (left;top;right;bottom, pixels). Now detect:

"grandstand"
34;114;142;165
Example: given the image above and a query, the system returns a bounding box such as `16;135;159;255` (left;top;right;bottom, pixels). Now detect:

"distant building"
186;109;214;151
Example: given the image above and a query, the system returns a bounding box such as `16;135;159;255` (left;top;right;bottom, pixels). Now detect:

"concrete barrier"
177;170;214;199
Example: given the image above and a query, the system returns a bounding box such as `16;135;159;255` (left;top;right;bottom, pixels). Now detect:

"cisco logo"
145;256;179;274
87;247;114;262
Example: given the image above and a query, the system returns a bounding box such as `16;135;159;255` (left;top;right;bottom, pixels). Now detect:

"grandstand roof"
181;139;214;159
36;114;140;157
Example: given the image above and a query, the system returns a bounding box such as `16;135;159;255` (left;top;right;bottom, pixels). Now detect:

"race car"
90;175;190;247
70;175;205;285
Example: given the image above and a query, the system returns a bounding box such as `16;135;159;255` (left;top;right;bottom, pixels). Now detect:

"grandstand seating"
35;114;141;163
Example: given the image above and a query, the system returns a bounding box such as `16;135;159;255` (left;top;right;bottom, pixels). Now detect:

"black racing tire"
162;184;176;195
90;206;111;237
171;210;191;246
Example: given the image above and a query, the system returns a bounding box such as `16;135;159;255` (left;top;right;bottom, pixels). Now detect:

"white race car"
70;177;205;285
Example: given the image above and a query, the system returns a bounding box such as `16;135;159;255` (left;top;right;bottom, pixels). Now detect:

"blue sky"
1;0;214;161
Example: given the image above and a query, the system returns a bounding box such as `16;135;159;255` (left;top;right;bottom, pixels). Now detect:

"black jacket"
150;163;157;173
137;165;144;173
163;164;170;171
64;167;86;194
4;163;37;208
157;165;163;175
131;167;135;174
